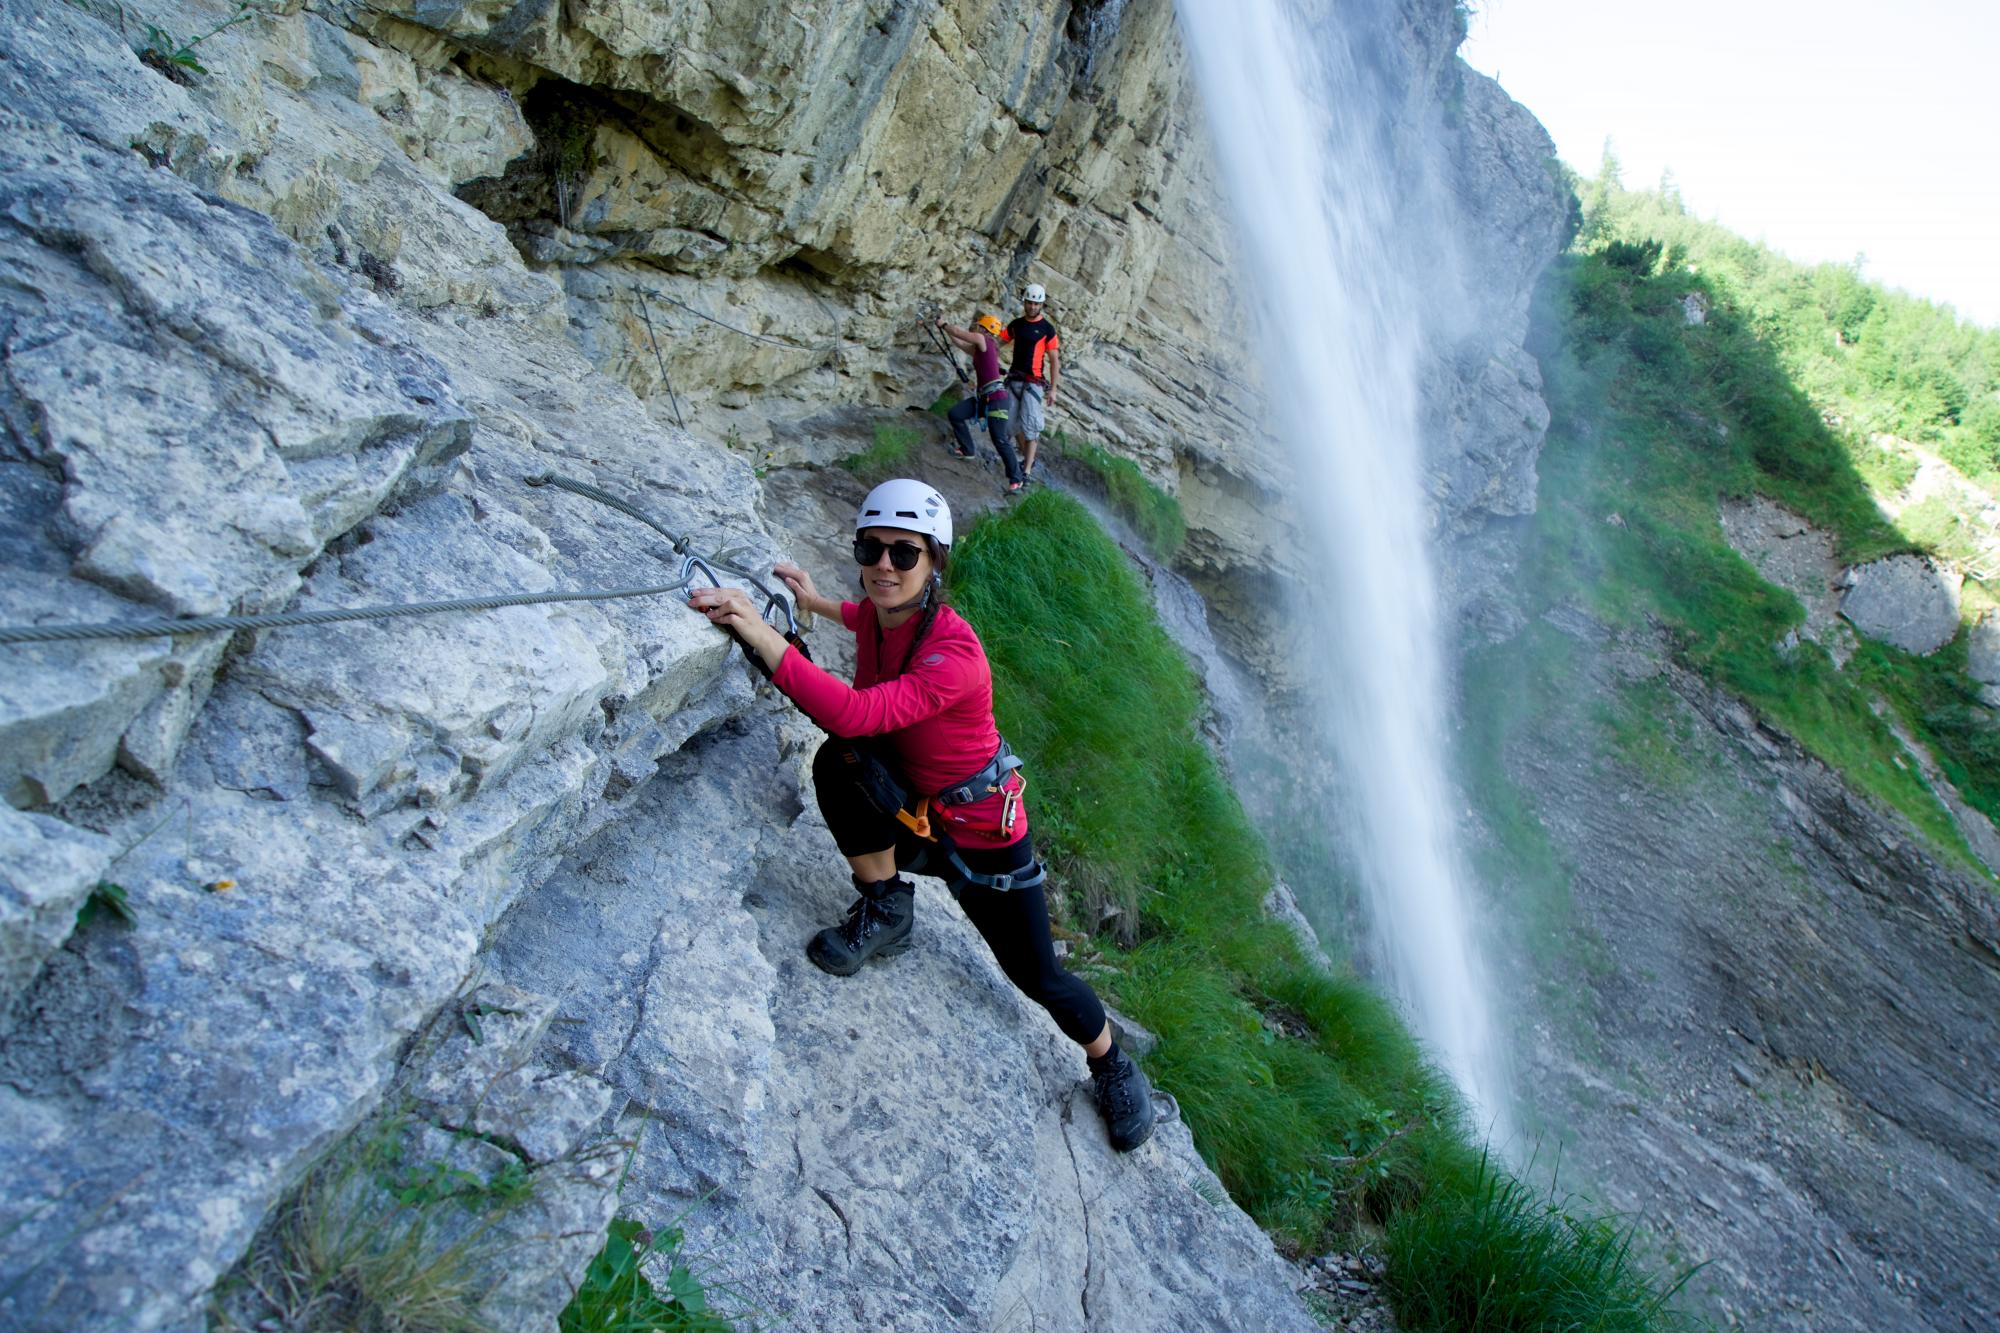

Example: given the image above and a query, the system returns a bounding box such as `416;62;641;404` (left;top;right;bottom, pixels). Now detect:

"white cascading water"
1176;0;1510;1133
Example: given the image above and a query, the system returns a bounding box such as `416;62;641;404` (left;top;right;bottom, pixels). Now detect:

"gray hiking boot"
807;877;914;976
1089;1045;1156;1151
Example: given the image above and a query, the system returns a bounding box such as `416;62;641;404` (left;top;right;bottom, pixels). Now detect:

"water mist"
1176;0;1510;1134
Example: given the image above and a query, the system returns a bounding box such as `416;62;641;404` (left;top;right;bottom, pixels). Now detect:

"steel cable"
0;472;796;646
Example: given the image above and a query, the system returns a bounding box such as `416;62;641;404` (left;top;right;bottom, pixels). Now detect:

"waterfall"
1175;0;1509;1133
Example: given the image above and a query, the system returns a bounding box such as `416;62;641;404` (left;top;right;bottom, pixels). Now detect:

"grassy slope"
1507;232;2000;875
951;488;1697;1329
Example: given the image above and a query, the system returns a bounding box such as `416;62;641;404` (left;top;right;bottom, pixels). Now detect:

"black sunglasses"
853;535;927;571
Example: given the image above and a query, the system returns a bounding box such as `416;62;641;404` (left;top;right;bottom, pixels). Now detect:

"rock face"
0;809;113;1033
485;715;1318;1332
0;0;1566;1327
1479;614;2000;1330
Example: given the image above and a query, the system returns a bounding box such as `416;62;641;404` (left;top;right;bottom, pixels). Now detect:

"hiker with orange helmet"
936;313;1027;493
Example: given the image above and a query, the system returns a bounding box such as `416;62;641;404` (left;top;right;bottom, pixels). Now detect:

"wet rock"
1495;618;2000;1329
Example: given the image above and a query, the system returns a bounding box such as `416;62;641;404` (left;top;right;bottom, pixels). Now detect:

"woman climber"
935;313;1027;493
685;478;1156;1151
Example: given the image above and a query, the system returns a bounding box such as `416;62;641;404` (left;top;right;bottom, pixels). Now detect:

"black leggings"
811;740;1106;1046
947;390;1024;485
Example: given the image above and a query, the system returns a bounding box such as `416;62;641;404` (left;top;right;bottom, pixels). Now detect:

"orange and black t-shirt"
1001;317;1059;383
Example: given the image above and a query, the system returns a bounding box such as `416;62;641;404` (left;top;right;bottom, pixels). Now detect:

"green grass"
950;490;1697;1325
1385;1155;1701;1332
839;422;921;481
76;878;135;928
1526;243;1998;874
1052;433;1188;560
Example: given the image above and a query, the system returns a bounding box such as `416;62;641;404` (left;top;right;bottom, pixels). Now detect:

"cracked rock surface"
483;716;1318;1331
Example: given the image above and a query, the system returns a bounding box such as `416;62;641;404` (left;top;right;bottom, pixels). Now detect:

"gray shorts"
1008;379;1047;439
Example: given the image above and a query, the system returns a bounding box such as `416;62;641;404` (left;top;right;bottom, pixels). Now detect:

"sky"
1461;0;2000;330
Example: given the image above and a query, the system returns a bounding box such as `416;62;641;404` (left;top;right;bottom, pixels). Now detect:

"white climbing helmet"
1022;282;1047;304
857;478;952;549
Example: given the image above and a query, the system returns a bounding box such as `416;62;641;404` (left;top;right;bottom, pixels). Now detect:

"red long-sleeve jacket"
773;600;1027;848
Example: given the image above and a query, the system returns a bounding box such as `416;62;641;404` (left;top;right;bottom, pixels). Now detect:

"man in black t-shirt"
1001;282;1061;482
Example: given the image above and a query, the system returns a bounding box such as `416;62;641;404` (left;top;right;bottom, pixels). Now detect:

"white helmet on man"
857;478;952;549
1021;282;1047;304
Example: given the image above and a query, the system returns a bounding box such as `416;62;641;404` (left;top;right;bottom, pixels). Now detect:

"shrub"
560;1218;731;1332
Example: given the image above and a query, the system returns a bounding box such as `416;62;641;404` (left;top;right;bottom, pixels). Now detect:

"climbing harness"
0;473;810;677
836;737;1043;892
935;737;1024;808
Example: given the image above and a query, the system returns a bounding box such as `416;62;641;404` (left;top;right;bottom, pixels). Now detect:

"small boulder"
1837;555;1961;656
1967;612;2000;705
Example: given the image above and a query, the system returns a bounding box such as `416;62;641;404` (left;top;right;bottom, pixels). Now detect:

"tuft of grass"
839;422;921;481
216;1123;515;1332
1054;433;1187;559
1384;1153;1704;1332
950;491;1698;1323
389;1156;534;1214
130;1;261;79
76;879;135;928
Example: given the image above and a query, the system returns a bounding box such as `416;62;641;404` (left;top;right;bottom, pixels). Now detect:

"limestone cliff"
0;0;1563;1328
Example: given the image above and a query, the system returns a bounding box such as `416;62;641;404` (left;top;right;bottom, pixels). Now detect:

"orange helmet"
974;313;1004;338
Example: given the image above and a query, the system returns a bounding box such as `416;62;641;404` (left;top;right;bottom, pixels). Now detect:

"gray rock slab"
0;465;174;806
0;807;113;1027
0;101;472;802
466;1066;618;1165
404;982;618;1164
481;721;1316;1331
1838;554;1961;656
235;491;618;818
